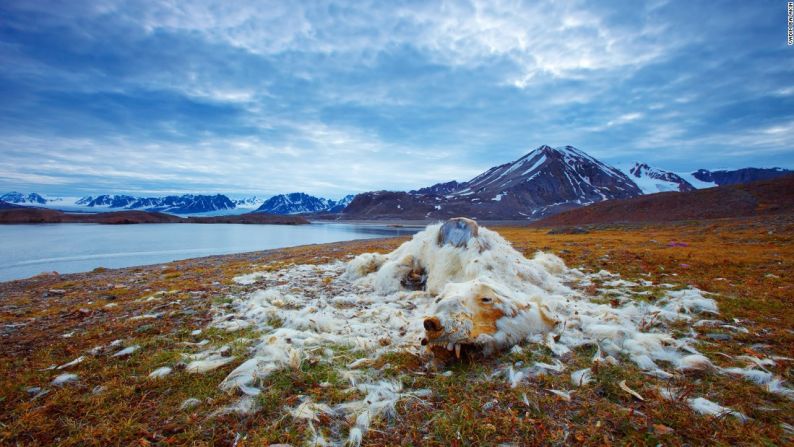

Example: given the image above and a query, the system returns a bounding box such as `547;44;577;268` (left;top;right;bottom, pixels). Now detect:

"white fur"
214;221;791;443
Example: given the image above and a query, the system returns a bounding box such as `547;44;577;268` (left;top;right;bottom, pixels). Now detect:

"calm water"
0;223;420;282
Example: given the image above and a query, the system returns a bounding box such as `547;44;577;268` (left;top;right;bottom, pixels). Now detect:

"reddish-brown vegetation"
0;215;791;446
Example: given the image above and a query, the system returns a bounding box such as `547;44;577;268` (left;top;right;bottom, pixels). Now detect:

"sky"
0;0;792;199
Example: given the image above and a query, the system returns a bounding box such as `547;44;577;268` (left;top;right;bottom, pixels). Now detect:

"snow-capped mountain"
327;194;355;213
77;194;137;208
255;193;355;214
1;192;48;204
232;196;266;209
345;145;642;219
621;163;695;193
690;167;792;187
410;181;462;196
75;194;236;214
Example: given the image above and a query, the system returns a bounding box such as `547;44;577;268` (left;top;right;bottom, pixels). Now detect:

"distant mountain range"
341;145;792;220
692;167;791;186
255;193;355;214
2;152;790;218
0;191;356;215
0;192;48;204
75;194;236;214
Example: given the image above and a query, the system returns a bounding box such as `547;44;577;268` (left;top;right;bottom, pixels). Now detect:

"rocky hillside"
692;167;792;186
533;174;794;226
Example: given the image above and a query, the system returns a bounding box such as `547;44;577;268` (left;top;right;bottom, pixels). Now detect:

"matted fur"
201;220;792;444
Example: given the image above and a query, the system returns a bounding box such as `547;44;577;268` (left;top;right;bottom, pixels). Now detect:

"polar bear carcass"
345;218;567;359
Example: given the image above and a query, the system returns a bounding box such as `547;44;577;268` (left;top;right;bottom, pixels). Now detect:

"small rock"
26;386;42;395
135;324;155;334
482;399;498;411
705;333;732;341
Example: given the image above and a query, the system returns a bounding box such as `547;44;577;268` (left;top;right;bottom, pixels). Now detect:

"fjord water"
0;223;419;282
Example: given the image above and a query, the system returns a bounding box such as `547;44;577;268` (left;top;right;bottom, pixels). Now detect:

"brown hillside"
534;174;794;226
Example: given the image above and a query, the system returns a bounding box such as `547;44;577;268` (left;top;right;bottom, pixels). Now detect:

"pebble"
705;333;732;341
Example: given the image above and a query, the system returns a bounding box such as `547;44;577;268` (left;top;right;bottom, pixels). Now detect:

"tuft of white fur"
211;396;258;417
52;373;78;386
149;366;173;378
57;356;84;369
180;398;201;410
571;368;593;387
185;357;235;373
676;354;714;371
289;399;333;421
112;345;139;357
687;397;748;422
207;220;792;443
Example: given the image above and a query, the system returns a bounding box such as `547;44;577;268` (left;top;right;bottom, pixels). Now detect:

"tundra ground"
1;215;792;446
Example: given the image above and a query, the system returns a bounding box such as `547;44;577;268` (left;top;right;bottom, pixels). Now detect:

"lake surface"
0;223;420;282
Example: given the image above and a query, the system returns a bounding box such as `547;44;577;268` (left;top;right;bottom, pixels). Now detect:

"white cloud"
0;122;481;196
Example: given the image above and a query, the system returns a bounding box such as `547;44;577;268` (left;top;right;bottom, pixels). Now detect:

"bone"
437;217;479;248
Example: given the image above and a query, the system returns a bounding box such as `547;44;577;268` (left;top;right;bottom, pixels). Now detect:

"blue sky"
0;0;792;198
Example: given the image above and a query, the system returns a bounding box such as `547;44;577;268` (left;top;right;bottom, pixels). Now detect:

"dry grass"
0;215;792;446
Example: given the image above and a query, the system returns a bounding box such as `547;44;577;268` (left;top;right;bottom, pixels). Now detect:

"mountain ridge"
343;145;642;220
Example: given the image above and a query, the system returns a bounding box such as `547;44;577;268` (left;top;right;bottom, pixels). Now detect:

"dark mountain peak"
344;144;643;220
629;162;651;176
410;181;462;196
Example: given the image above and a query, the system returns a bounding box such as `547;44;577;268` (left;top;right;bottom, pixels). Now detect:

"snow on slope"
679;172;717;189
620;163;695;194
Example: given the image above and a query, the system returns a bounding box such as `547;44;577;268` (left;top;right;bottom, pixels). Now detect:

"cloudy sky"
0;0;791;198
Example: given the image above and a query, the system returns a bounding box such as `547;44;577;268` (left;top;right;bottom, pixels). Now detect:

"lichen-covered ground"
1;215;792;446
